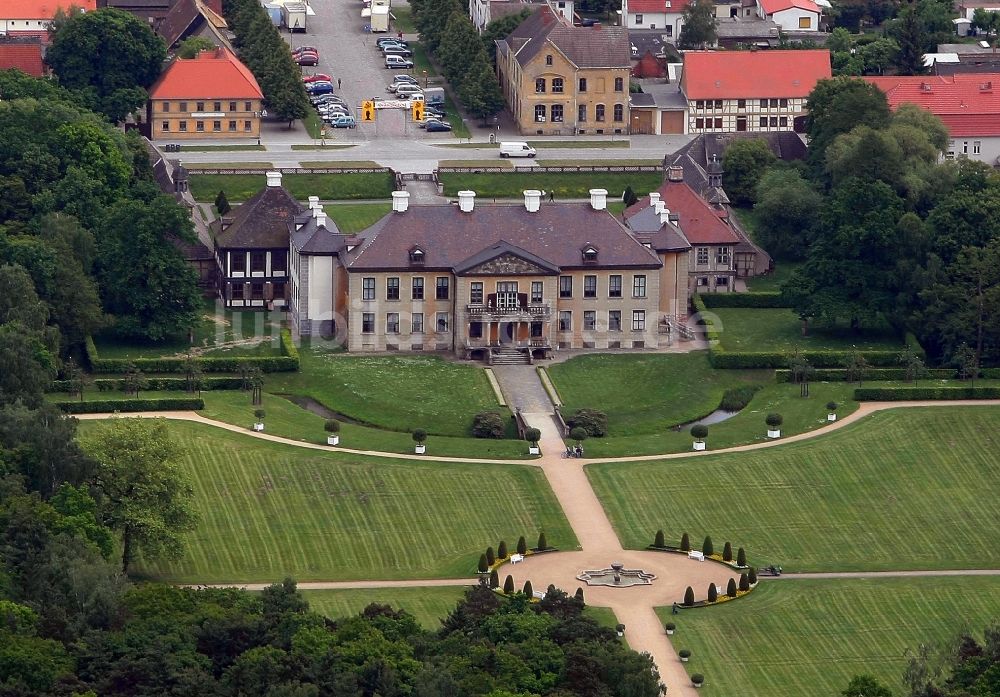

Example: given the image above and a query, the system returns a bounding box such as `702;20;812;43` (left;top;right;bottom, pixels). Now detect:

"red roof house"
148;46;263;101
624;174;740;246
864;74;1000;137
622;0;692;32
681;50;831;100
0;37;45;76
1;0;97;37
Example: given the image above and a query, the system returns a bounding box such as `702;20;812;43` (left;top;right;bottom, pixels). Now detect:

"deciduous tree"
678;0;717;49
722;138;776;207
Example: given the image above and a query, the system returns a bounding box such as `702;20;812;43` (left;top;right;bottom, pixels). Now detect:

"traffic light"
411;99;424;122
361;100;376;122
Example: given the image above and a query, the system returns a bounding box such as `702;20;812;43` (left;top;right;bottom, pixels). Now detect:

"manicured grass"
589;406;1000;571
746;261;803;292
107;421;576;583
301;587;466;630
712;308;907;353
408;42;438;77
536;159;661;166
583;605;620;629
438;172;663;198
297;160;382;169
179;145;266;152
527;140;631;149
324;202;391;232
606;200;626;217
656;577;1000;697
190;172;395;202
185;162;274;170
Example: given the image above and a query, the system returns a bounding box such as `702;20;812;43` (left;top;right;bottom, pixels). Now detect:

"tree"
683;586;695;606
472;411;506;439
569;427;588;445
680;532;691;551
707;583;718;602
183;352;204;395
722;541;732;561
459;59;506;123
0;322;58;408
478;554;489;573
623;185;639;207
953;343;980;386
522;580;533;596
737;547;747;566
486;546;496;565
516;536;527;556
843;351;870;385
481;9;532;62
83;417;199;573
972;7;1000;49
489;569;499;588
503;575;515;594
754;168;824;260
738;573;750;591
726;578;738;597
215;190;232;215
0;404;95;498
702;536;714;556
678;0;717;49
765;413;783;429
537;531;547;550
899;345;927;383
438;11;483;90
722;139;776;207
498;540;508;559
178;36;217;59
805;77;891;177
891;2;928;75
46;8;166;122
842;674;893;697
654;530;665;547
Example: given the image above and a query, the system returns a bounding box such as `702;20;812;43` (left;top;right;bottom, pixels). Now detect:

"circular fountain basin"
577;566;657;587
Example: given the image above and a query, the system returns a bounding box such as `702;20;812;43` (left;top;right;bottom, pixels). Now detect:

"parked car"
382;45;412;57
319;105;350;116
306;82;333;95
327;115;357;128
394;84;422;96
312;95;347;105
302;73;332;83
292;45;319;54
425;120;452;132
392;74;418;84
385;55;414;69
305;80;333;90
376;37;408;48
295;54;319;66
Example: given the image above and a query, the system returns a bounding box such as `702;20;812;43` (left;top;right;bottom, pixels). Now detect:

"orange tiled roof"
865;73;1000;137
758;0;820;15
0;41;44;76
148;47;263;100
3;0;96;19
681;50;831;100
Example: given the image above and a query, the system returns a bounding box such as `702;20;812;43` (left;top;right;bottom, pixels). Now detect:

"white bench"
510;553;524;564
688;550;705;561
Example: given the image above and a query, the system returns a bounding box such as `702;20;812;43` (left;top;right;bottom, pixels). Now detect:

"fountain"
577;562;656;587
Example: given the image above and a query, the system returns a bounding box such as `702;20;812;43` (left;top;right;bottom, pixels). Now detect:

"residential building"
289;199;349;337
621;0;690;37
213;172;298;310
755;0;821;30
680;49;831;134
156;0;230;50
471;0;574;32
956;0;1000;20
0;35;44;76
1;0;96;38
146;46;264;140
929;43;1000;75
865;73;1000;166
496;7;632;135
101;0;172;26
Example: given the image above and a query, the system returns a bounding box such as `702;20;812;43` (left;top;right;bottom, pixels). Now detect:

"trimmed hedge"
696;292;788;308
54;398;205;414
854;387;1000;401
51;377;246;392
775;367;958;383
85;329;300;374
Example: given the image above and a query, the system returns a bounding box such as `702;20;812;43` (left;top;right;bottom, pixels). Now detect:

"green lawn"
324;203;391;232
408;42;438;77
390;6;416;33
442;93;471;139
745;261;803;292
589;406;1000;571
527;140;631;149
438;172;663;199
179;145;266;152
656;577;1000;697
713;308;907;352
301;587;466;630
185;162;274;170
189;172;395;202
104;421;576;583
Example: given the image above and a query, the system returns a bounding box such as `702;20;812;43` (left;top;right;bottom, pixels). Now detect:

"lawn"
408;42;438;78
300;587;466;630
106;421;576;583
712;308;907;352
185;162;274;170
438;172;663;199
656;577;1000;697
589;406;1000;571
390;6;416;33
324;203;391;232
745;261;803;293
179;145;266;152
189;172;395;202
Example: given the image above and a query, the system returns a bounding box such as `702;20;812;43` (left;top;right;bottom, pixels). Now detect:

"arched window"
595;104;605;122
545;54;553;65
535;78;546;93
613;103;624;121
552;77;564;93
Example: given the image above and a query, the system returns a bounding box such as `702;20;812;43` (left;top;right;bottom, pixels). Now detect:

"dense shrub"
569;426;588;444
516;536;527;556
697;292;789;308
727;578;738;597
536;532;547;550
723;541;733;562
412;428;427;444
748;567;757;584
489;569;499;588
775;367;955;382
702;536;714;556
477;554;488;573
524;427;541;445
52;376;247;393
739;573;750;592
664;622;675;632
680;532;691;551
692;674;704;686
503;575;515;594
472;411;506;439
567;408;608;437
826;401;838;412
55;398;204;413
254;409;265;422
683;587;695;606
707;583;718;603
486;546;495;566
522;580;533;597
737;547;747;567
678;649;691;659
498;541;508;559
855;387;1000;400
324;419;340;433
654;530;665;547
765;413;783;428
719;385;761;411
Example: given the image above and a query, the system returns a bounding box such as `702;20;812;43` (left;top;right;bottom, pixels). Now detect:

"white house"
755;0;820;31
471;0;574;32
0;0;95;38
621;0;691;38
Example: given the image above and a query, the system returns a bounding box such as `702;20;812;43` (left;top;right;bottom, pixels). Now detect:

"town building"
864;73;1000;166
928;43;1000;75
621;0;690;38
496;7;632;135
156;0;229;50
755;0;821;31
471;0;574;32
100;0;172;26
680;49;831;134
146;46;264;140
0;36;44;76
1;0;96;38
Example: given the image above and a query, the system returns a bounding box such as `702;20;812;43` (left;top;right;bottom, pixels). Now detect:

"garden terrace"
588;407;1000;571
188;171;396;202
711;308;908;353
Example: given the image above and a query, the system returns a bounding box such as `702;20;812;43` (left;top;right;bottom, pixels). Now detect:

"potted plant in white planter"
678;649;691;663
664;622;676;636
253;409;265;432
691;424;708;451
692;674;704;688
827;401;838;422
324;419;340;446
616;623;626;638
525;427;541;455
412;428;427;454
766;412;783;439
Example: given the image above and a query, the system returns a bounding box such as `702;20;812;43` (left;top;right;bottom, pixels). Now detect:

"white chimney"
308;195;320;210
391;190;410;213
266;171;282;188
523;189;541;213
654;200;666;215
312;204;323;219
659;207;671;226
649;192;661;208
589;188;608;211
458;190;476;213
316;209;328;228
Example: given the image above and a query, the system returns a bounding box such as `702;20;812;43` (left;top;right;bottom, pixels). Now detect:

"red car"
302;73;332;83
295;54;319;66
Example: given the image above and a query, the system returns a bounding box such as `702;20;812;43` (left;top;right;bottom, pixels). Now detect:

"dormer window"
409;246;425;265
581;245;599;263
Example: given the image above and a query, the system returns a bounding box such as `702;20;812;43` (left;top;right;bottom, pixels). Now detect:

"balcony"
466;303;551;322
464;338;552;350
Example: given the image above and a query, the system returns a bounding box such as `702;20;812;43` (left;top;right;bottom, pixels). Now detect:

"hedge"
54;398;205;414
696;292;789;308
85;329;300;374
775;368;957;383
50;377;247;393
692;295;924;369
854;387;1000;401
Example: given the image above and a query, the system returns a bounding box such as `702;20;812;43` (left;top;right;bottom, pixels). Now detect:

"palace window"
231;283;244;300
244;121;252;132
531;281;543;303
412;313;424;333
535;104;546;121
412;277;424;300
780;98;789;108
552;77;564;93
250;282;264;300
180;101;188;112
609;274;622;298
386;313;400;333
584;275;597;298
436;277;450;300
271;251;286;273
578;104;587;122
614;103;624;121
716;276;729;287
362;277;375;300
614;77;624;92
738;99;746;109
632;274;646;298
229;101;237;112
362;313;375;333
632;310;646;331
163;102;170;112
551;104;564;122
231;254;246;273
436;312;449;332
584;310;596;331
716;247;731;265
196;102;205;111
229;120;237;131
196;120;205;132
559;275;573;298
596;104;605;121
579;77;587;92
213;101;221;111
470;281;484;304
609;310;621;331
558;311;572;331
245;101;252;111
386;277;400;300
469;321;483;338
162;121;169;132
250;251;266;272
531;322;543;337
696;247;709;265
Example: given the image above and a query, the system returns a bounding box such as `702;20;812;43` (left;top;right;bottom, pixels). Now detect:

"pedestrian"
337;77;342;89
548;190;555;202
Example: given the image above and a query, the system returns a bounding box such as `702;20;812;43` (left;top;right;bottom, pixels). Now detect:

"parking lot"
287;0;455;141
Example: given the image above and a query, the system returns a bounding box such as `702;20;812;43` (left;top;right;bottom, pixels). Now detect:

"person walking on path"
548;190;555;202
337;77;342;89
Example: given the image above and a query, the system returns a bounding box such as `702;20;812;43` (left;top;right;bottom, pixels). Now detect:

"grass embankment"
103;421;575;583
589;406;1000;571
712;308;906;353
189;172;395;202
745;261;803;292
178;145;266;152
438;172;663;198
656;577;1000;697
324;203;391;232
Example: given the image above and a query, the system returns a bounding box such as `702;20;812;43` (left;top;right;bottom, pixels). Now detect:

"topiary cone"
707;583;718;602
727;578;738;597
683;586;695;606
680;532;690;551
537;531;547;550
503;575;515;594
723;541;733;561
516;536;527;556
489;569;499;588
486;546;496;566
523;580;533;597
737;547;747;567
654;529;665;547
702;536;714;556
739;572;750;592
498;540;508;559
478;554;488;573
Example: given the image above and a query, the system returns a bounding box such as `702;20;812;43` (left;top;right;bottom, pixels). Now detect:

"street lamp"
422;69;428;88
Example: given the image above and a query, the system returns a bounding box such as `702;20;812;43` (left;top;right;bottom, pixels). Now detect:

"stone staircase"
490;347;531;365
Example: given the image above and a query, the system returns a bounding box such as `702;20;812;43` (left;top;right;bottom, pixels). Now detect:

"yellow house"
496;7;632;136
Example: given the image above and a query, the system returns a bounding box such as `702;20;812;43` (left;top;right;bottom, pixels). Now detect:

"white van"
499;142;537;158
395;83;423;97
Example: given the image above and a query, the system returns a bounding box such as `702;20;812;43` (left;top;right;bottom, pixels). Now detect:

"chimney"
266;171;282;188
524;189;541;212
654;200;666;215
316;209;328;229
312;204;323;219
589;188;608;211
649;192;661;208
458;190;476;213
308;195;320;210
666;165;684;182
391;190;410;213
659;207;671;226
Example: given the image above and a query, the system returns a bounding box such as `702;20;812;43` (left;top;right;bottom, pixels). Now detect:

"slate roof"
626;209;691;252
500;7;632;69
681;50;831;99
215;184;304;250
625;179;740;245
348;203;662;272
454;241;561;275
148;46;262;100
864;73;1000;136
0;37;44;77
290;210;347;255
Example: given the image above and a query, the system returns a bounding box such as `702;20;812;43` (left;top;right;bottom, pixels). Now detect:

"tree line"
722;77;1000;370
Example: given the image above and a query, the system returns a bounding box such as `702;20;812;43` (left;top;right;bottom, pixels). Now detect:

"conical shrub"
723;541;733;562
654;529;665;547
503;575;514;594
683;586;695;606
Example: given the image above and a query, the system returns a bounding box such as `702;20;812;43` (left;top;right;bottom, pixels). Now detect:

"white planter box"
253;423;264;432
828;413;837;421
693;683;703;688
327;435;340;446
767;429;781;438
680;656;689;662
415;444;426;454
693;440;706;451
666;629;674;635
528;446;540;455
